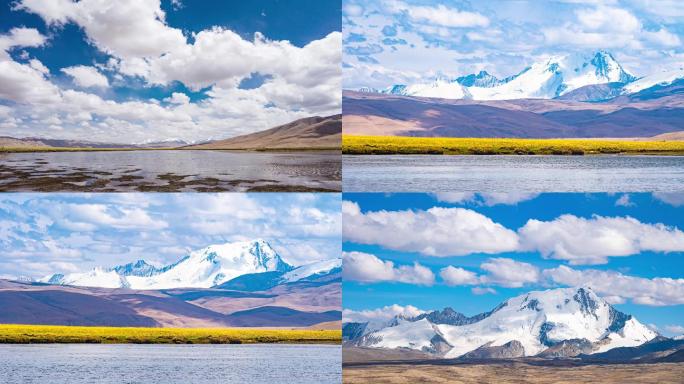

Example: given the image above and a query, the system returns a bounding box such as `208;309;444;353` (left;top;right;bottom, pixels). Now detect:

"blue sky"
0;0;341;143
0;193;341;279
343;0;684;88
343;192;684;337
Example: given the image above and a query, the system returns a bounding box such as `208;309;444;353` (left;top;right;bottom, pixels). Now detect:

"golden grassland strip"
0;324;341;344
342;135;684;155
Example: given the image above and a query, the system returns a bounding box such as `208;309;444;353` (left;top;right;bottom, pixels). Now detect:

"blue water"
343;155;684;192
0;344;341;384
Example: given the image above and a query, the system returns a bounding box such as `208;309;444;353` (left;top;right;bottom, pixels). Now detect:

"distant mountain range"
343;287;681;361
348;51;684;138
361;51;682;102
0;115;341;150
186;114;341;150
1;240;341;328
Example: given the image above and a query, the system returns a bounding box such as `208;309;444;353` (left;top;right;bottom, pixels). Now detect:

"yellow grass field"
342;135;684;155
0;324;341;344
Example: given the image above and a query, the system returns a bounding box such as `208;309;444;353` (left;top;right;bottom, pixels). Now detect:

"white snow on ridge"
371;51;659;101
281;258;341;283
369;318;439;351
622;67;684;94
41;240;307;290
48;267;128;289
354;287;657;358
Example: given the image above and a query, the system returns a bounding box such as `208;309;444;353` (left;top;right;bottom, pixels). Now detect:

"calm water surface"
0;344;341;384
343;155;684;192
0;150;340;192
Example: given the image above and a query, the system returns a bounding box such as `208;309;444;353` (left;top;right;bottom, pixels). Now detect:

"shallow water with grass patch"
0;150;340;192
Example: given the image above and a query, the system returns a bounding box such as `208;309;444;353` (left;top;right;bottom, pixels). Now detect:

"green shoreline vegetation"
0;324;341;344
342;135;684;155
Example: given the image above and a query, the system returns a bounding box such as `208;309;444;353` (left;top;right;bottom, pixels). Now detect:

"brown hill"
0;137;51;148
187;114;341;150
343;91;684;138
0;279;340;328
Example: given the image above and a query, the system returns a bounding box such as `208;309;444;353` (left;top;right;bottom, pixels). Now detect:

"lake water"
0;344;341;384
343;155;684;192
0;150;341;192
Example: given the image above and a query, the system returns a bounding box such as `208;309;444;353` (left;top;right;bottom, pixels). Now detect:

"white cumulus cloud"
519;214;684;265
342;201;519;257
61;65;109;88
544;265;684;306
342;251;435;285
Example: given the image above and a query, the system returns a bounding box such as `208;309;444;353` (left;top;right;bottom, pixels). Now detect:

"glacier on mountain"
346;287;657;358
41;239;338;290
361;51;683;101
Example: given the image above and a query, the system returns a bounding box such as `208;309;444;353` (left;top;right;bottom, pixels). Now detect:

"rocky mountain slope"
344;287;658;359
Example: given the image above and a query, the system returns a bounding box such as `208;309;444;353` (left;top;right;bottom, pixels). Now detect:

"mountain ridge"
40;240;340;291
344;287;658;359
360;51;683;103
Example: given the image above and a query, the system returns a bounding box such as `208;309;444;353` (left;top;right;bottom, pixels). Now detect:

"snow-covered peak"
622;67;684;94
388;78;473;99
370;50;638;101
350;287;657;358
45;267;129;289
188;239;290;273
281;258;341;283
40;240;294;290
456;70;501;88
112;260;160;277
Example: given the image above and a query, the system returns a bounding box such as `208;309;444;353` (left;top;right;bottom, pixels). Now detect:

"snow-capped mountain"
42;240;298;290
346;287;657;358
622;67;684;94
215;257;342;292
363;51;669;101
281;258;341;283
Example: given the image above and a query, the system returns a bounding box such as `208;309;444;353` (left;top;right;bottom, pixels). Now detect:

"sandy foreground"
343;362;684;384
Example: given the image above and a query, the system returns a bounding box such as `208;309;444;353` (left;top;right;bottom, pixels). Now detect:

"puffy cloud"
61;65;109;88
342;251;435;285
0;27;46;50
2;1;341;143
0;193;341;279
342;201;519;257
664;325;684;335
164;92;190;104
387;2;489;28
434;192;538;206
543;5;680;49
439;266;479;286
519;215;684;265
615;194;635;207
544;265;684;306
62;203;168;230
0;28;59;104
653;192;684;207
18;0;185;58
440;259;539;288
479;258;541;288
343;304;425;324
471;287;497;295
